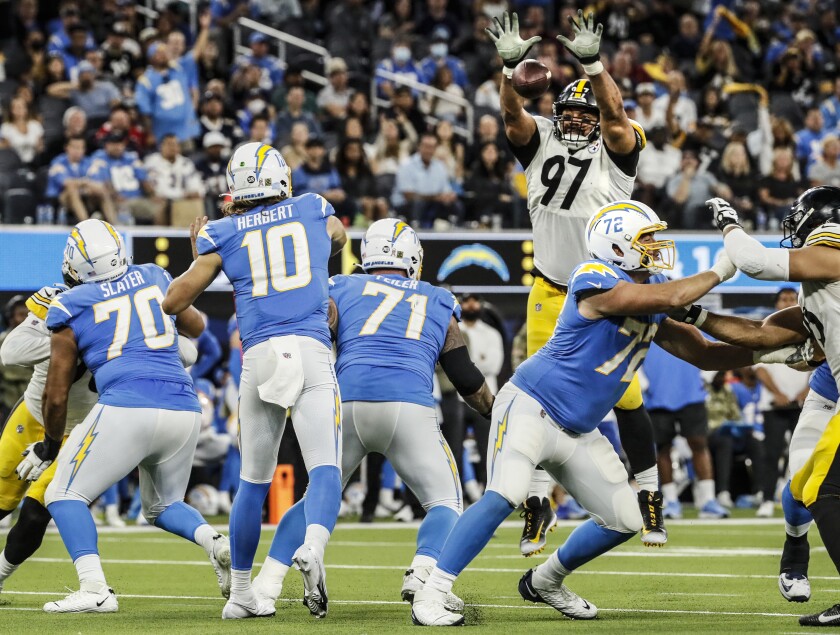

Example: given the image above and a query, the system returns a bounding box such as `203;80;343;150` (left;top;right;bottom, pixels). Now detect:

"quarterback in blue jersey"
411;200;791;626
164;142;347;620
19;220;231;614
247;219;493;615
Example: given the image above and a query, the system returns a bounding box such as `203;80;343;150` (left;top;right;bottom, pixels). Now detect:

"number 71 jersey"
523;116;636;286
511;260;665;434
195;193;334;352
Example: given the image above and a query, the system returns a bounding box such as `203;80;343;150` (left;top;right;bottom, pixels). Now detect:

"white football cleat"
779;572;811;603
222;591;276;619
43;587;118;613
756;500;775;518
401;566;464;612
519;569;597;619
292;544;328;618
209;534;232;598
251;572;281;606
104;504;126;528
411;587;465;626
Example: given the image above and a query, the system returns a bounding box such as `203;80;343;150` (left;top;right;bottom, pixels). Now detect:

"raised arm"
162;254;222;316
438;317;494;419
327;215;347;255
691;305;808;350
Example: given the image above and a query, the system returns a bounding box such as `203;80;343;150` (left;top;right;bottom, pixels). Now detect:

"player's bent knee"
422;498;462;515
596;491;643;534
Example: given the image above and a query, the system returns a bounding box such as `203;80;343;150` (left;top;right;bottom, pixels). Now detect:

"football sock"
154;501;206;543
304;465;341;534
615;406;657;474
534;550;572;586
808;498;840;576
0;552;18;582
193;523;220;557
527;468;552;500
555;519;635;571
4;497;51;565
253;556;289;602
634;466;659;492
424;567;457;595
780;532;810;575
75;553;107;592
229;480;271;570
48;500;99;560
303;524;331;560
696;479;716;507
661;481;678;503
416;505;459;560
410;554;437;570
436;490;513;577
231;568;252;595
266;499;306;566
783;480;812;536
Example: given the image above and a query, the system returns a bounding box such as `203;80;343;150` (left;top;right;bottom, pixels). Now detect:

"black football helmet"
781;186;840;248
553;79;600;148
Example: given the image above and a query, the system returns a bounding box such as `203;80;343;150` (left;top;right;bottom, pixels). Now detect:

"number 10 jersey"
516;116;637;287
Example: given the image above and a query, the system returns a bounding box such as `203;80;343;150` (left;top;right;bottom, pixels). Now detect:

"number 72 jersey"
522;116;636;286
511;260;665;434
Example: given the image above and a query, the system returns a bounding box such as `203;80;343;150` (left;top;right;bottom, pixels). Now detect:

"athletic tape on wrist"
582;60;604;75
503;66;514;79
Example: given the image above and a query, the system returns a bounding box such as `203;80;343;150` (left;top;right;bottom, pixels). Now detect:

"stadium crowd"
0;0;837;229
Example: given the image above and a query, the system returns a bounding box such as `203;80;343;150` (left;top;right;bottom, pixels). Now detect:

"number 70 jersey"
511;260;666;434
523;116;636;286
195;193;335;352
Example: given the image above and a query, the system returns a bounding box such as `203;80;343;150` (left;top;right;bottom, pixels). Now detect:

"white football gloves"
557;10;603;64
16;438;61;482
707;197;741;231
754;339;820;371
485;12;541;69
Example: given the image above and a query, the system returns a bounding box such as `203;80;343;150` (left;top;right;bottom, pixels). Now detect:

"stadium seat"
4;188;36;224
0;79;19;105
0;148;22;172
375;174;396;199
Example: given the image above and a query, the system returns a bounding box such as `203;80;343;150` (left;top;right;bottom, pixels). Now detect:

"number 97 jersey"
330;273;460;407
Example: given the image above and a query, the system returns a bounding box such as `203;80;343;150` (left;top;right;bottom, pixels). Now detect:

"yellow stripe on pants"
791;412;840;507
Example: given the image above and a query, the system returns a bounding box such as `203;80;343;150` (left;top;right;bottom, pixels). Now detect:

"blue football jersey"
46;263;199;412
513;260;666;434
810;361;839;403
195;193;335;352
330;273;460;407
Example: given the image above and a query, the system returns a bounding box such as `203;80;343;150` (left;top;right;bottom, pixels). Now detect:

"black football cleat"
638;490;667;546
520;496;557;557
800;603;840;626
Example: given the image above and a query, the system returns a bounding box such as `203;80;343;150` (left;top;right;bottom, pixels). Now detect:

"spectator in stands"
94;104;145;154
48;4;95;56
383;85;425;139
375;36;425;99
237;87;275;139
0;296;33;423
422;65;465;123
164;30;201;104
416;0;460;41
453;13;498;86
335;137;388;227
795;106;827;170
377;0;416;47
758;147;802;228
696;15;741;88
270;65;317;116
464;140;512;226
665;149;731;228
394;131;462;228
325;0;372;73
87;130;158;224
246;112;274;145
669;13;702;62
347;92;375;141
754;288;810;518
37;52;69;95
466;113;509;167
419;27;468;89
196;91;238;142
292;136;348;218
369;117;414;178
716;141;758;228
195;131;230;218
698;86;731;130
0;96;43;166
144;133;205;225
653;70;697;135
821;76;840;132
635;126;681;209
317;57;352;126
809;134;840;187
197;39;227;85
46;135;113;222
210;0;251;30
60;23;95;81
474;66;502;113
47;60;121;121
770;47;817;111
100;22;142;88
433;119;464;187
632;82;662;132
232;32;284;92
62;106;88;144
275;85;322;147
280;121;310;171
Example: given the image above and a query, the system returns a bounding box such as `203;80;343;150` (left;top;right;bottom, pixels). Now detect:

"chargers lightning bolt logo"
490;398;515;479
67;408;104;490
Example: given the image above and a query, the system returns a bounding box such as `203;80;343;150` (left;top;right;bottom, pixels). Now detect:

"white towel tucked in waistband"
257;336;305;408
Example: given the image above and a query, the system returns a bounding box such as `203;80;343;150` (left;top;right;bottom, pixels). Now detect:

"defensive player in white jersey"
487;10;664;551
668;188;840;627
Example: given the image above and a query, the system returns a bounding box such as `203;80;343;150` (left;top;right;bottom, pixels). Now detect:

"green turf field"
0;512;833;633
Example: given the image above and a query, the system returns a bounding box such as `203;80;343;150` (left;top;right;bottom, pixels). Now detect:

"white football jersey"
799;225;840;395
144;153;206;200
521;116;637;286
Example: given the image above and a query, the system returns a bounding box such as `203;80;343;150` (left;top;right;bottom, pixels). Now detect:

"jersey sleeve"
300;192;335;220
568;261;623;298
46;292;78;332
804;222;840;249
195;220;223;255
328;275;349;304
506;116;548;169
442;288;461;321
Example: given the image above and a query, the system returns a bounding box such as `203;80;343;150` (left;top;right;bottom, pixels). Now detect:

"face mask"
248;99;266;114
430;43;448;58
393;46;411;63
461;309;481;321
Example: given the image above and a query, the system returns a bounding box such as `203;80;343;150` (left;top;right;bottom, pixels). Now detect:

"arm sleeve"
723;227;790;281
506;125;540;169
604;130;643;177
0;315;51;366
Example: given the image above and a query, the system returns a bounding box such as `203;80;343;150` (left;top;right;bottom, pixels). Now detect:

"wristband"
42;435;62;461
502;66;514;79
683;305;708;328
582;60;604;76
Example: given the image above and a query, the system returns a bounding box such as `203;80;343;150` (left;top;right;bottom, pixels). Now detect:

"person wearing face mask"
375;35;425;99
419;28;469;89
47;61;121;122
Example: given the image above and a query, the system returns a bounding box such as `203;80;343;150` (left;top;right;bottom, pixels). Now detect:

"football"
512;59;551;100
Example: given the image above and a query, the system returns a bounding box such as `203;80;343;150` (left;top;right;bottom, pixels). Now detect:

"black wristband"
41;435;62;461
683;305;704;325
577;53;600;64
